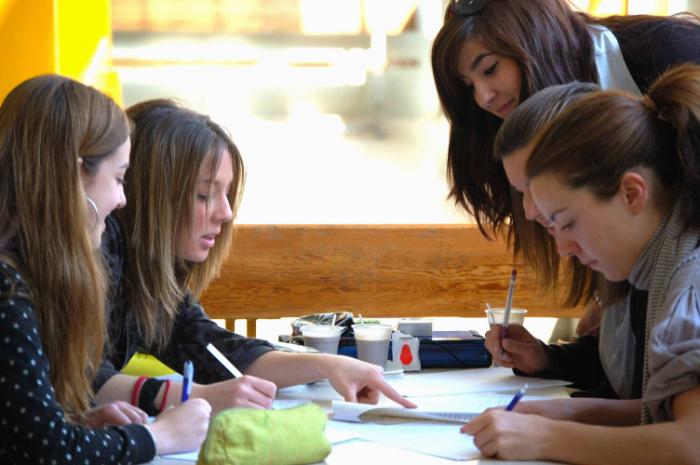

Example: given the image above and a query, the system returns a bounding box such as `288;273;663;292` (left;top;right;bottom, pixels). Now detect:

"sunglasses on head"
450;0;489;16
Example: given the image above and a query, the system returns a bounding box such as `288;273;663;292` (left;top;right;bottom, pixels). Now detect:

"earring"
86;197;99;232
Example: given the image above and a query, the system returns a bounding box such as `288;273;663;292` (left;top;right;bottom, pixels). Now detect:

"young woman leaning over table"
464;64;700;464
92;99;415;417
0;76;210;464
433;0;700;355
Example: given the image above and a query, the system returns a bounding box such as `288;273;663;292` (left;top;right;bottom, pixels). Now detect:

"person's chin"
191;249;211;263
600;266;627;282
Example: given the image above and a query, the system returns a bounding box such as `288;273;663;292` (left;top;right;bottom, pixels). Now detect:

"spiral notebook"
331;392;522;424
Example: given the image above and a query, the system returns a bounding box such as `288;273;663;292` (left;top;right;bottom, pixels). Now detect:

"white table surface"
152;367;570;465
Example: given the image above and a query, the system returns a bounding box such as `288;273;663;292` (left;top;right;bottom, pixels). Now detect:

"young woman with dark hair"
464;64;700;464
432;0;700;309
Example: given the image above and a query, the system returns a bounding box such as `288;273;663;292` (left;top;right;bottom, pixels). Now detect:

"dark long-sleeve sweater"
93;214;275;405
0;260;156;465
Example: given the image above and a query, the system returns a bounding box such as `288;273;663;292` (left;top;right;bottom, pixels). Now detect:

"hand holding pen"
201;343;277;411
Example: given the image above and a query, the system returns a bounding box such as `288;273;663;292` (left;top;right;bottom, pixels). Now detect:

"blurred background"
2;0;699;341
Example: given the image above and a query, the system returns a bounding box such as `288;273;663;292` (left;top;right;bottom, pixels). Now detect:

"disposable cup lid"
352;323;392;339
300;325;344;337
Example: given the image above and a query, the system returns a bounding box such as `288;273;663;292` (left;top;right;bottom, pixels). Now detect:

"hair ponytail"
644;65;700;226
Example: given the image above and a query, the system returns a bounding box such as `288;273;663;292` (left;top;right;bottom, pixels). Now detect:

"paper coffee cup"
352;323;392;368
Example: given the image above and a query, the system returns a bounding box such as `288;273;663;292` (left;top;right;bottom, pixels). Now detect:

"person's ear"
78;156;91;189
619;171;649;214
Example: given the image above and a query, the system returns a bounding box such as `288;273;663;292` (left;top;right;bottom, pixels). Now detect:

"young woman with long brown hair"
432;0;700;309
464;64;700;464
0;76;210;464
92;99;415;416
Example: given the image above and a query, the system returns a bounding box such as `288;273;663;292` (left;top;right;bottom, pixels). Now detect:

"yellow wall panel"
0;0;121;104
0;0;56;103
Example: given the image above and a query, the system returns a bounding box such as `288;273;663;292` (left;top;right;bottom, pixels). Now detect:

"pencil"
500;269;517;339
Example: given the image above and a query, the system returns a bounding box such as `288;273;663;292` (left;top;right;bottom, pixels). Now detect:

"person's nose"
116;188;127;210
556;235;582;258
474;82;497;110
522;190;541;222
212;193;233;224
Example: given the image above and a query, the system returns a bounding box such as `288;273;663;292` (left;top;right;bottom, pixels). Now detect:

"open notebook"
331;392;526;424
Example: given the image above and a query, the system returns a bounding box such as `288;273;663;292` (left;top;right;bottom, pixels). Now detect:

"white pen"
206;343;243;378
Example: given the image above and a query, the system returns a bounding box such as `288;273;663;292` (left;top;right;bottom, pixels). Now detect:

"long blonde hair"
122;99;245;350
0;75;129;415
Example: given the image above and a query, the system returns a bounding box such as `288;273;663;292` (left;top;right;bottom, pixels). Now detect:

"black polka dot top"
0;260;156;464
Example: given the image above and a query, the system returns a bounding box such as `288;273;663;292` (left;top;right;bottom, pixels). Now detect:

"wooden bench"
201;225;583;337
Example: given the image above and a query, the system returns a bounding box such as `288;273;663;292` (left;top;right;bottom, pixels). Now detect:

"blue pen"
182;360;193;402
505;384;528;411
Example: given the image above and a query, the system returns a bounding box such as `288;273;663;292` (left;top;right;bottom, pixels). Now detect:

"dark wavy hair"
432;0;699;305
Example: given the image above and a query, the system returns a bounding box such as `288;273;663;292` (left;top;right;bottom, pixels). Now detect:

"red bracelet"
131;376;148;407
159;380;172;412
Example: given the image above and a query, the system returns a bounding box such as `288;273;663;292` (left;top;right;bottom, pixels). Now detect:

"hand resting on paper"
484;324;548;373
145;398;212;455
461;409;552;460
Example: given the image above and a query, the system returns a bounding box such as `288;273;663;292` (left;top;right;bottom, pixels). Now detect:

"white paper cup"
301;325;344;354
485;308;527;326
352;323;392;368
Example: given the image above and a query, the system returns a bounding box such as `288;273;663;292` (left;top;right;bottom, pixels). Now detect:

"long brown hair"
0;75;129;415
527;64;700;233
431;0;597;236
493;82;600;305
122;99;245;350
432;0;699;305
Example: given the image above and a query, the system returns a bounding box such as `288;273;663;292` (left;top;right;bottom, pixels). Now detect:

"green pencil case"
197;403;331;465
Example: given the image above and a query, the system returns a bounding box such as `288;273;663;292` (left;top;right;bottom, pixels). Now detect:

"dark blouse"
93;214;275;408
0;261;156;464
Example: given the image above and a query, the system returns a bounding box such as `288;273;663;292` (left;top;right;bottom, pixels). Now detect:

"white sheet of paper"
325;420;481;461
390;367;570;397
160;450;199;461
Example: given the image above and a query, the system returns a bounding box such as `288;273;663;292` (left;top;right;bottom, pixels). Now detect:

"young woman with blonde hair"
464;64;700;464
0;76;210;463
93;99;414;415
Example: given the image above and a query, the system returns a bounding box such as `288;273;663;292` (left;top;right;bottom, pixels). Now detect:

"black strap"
138;378;166;416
